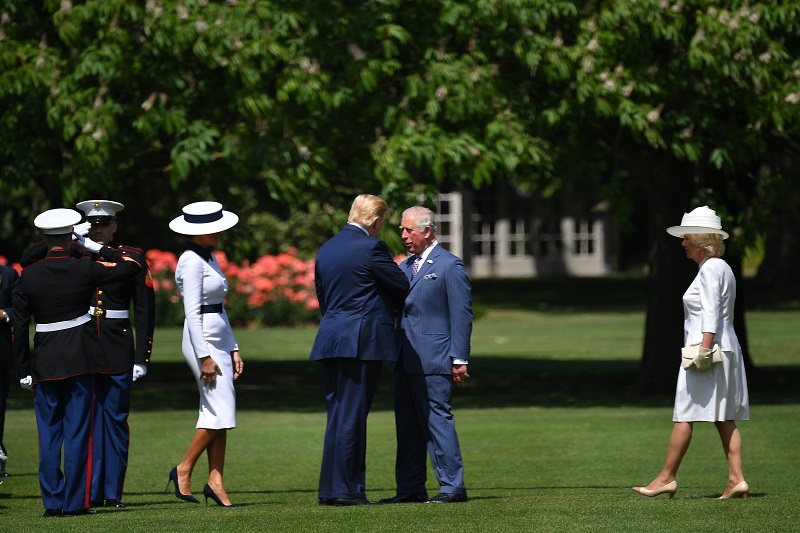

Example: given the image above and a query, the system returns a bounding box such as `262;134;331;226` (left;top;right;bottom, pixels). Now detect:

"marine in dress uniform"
0;261;19;477
13;209;143;517
76;200;155;509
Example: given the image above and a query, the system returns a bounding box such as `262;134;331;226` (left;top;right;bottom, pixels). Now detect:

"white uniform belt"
35;314;91;332
89;306;130;319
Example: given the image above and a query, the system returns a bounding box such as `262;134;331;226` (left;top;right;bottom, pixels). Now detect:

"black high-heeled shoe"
165;466;200;504
203;483;240;507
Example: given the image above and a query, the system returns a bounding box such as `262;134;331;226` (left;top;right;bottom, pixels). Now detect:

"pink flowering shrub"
146;248;319;327
0;256;22;275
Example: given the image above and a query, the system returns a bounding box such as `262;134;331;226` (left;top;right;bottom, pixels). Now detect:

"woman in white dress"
633;206;749;500
166;201;244;507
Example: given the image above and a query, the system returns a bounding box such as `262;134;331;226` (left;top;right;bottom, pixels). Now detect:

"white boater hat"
34;208;83;235
666;205;729;240
76;199;125;223
169;201;239;235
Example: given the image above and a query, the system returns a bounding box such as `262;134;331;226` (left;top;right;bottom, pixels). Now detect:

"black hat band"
185;210;223;224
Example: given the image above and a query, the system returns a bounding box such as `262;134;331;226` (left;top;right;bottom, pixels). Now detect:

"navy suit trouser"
34;374;94;512
393;369;466;495
318;358;382;500
0;366;10;453
91;372;132;502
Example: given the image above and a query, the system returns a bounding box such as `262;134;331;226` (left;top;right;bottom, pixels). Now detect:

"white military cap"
34;208;82;235
75;199;125;223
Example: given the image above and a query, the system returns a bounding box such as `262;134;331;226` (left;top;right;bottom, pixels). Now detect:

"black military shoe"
105;499;125;508
63;509;97;516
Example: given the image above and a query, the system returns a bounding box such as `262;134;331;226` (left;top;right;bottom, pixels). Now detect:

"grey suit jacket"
398;244;472;374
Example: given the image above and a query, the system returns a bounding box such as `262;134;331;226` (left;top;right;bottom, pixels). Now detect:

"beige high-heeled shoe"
632;480;677;498
718;480;749;499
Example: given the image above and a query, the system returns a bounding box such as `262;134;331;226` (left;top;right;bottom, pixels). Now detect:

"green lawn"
2;305;799;532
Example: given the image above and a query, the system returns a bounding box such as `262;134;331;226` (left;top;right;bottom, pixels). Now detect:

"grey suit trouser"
392;370;466;495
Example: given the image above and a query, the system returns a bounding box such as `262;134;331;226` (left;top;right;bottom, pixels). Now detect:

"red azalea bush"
0;256;23;275
146;248;319;327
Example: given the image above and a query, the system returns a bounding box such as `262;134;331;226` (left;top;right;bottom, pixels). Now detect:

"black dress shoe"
427;492;468;503
42;509;64;518
105;499;125;508
90;500;103;508
378;492;429;504
63;509;97;516
319;498;334;506
331;498;371;506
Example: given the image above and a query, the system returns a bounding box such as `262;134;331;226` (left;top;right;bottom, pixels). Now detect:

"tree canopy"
2;1;800;391
2;2;799;252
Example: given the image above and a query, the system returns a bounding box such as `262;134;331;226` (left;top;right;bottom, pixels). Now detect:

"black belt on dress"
200;303;223;314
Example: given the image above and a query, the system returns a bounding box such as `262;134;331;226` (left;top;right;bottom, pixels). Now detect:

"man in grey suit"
380;206;472;504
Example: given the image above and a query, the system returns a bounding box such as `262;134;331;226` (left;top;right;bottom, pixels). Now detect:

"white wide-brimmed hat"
169;201;238;235
666;205;729;240
34;208;82;235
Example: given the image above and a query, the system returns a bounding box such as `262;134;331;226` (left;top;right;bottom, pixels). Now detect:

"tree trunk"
756;155;800;293
633;154;756;394
637;230;696;395
727;256;755;376
632;155;695;395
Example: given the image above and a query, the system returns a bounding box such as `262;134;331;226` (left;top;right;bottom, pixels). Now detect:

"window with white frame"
434;194;453;249
573;219;596;255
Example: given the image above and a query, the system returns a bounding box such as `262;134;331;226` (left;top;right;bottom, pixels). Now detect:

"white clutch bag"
681;343;722;371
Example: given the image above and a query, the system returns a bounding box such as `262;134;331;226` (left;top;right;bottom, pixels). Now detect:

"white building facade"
433;184;616;278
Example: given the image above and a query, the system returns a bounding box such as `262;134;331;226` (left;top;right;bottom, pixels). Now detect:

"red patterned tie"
411;255;421;278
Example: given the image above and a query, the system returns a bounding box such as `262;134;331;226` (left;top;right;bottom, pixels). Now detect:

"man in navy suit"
381;206;472;504
310;194;409;506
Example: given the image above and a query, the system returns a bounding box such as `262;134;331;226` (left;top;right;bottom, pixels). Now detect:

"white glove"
132;364;147;381
693;346;714;371
72;221;92;238
80;235;103;253
20;376;33;390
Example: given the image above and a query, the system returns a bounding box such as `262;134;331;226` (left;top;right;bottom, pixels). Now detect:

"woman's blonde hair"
686;233;725;258
348;194;388;228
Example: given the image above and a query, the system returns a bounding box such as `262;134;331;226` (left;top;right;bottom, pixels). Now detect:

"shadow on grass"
471;276;800;312
6;360;798;414
471;277;650;313
5;277;797;414
6;358;789;414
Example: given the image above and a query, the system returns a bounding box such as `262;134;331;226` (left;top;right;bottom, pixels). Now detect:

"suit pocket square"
424;273;437;280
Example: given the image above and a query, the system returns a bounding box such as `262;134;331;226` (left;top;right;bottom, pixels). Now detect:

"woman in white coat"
633;206;749;500
167;201;244;507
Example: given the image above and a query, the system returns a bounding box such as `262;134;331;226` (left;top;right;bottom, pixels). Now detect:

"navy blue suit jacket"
0;264;19;369
398;244;472;374
310;225;409;362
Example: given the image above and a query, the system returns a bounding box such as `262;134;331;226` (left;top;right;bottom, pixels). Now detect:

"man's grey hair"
403;206;437;234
